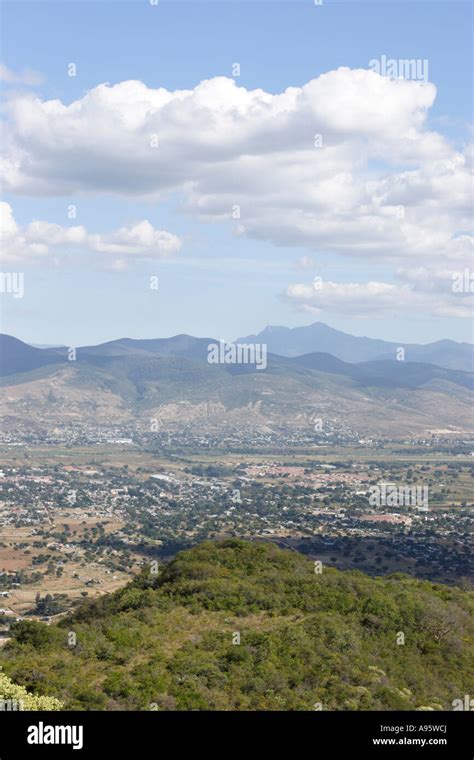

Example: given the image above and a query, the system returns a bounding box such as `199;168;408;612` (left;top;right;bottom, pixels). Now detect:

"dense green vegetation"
0;672;63;711
1;540;472;711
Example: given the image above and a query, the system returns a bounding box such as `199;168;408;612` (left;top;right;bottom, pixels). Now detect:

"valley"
1;328;472;714
1;442;472;633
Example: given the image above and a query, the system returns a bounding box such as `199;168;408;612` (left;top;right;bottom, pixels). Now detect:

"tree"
0;671;63;710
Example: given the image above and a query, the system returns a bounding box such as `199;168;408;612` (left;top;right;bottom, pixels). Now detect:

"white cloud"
1;68;472;316
0;202;182;265
0;63;43;86
285;275;474;319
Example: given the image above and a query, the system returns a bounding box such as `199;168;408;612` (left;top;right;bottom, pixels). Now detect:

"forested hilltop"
1;540;473;711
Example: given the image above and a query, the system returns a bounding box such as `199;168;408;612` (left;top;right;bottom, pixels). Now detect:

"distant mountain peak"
236;323;473;371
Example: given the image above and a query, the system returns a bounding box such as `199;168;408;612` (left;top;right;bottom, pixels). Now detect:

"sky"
0;0;473;347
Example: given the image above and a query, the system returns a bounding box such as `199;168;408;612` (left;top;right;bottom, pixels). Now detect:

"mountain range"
237;322;474;371
1;328;473;438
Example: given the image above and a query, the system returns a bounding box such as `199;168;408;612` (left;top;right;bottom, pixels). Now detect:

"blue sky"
1;0;472;347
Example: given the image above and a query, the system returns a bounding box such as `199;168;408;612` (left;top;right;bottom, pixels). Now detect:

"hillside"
0;334;61;376
1;335;473;438
1;540;473;711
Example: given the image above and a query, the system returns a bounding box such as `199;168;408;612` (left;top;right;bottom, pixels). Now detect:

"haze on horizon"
5;319;474;354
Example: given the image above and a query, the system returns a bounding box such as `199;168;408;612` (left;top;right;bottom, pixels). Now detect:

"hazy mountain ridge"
1;334;473;438
237;322;474;371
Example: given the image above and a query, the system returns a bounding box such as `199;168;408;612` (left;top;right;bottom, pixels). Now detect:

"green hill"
1;540;472;711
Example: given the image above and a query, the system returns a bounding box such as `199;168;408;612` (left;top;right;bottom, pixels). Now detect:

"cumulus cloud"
2;71;471;262
285;275;474;319
1;68;472;317
0;202;182;266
